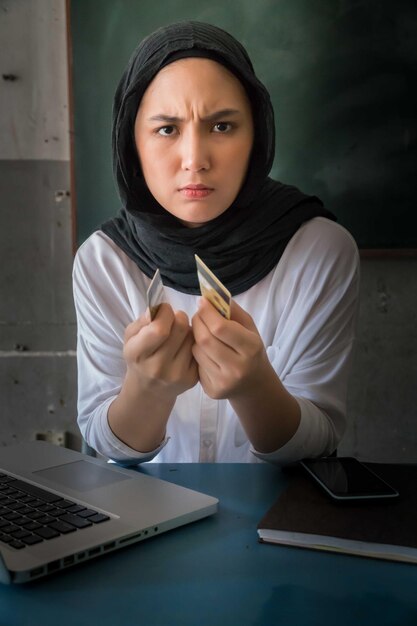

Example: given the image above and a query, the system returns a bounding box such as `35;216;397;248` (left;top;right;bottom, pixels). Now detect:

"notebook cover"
258;463;417;557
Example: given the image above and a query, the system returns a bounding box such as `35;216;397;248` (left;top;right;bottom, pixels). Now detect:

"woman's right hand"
123;303;198;400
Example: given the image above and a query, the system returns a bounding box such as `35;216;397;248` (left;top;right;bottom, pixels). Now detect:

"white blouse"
73;217;360;465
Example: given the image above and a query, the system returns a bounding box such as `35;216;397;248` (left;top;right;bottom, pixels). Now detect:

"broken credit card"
146;268;166;320
195;255;231;319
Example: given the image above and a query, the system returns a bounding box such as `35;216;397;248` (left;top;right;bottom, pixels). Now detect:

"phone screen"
300;457;399;500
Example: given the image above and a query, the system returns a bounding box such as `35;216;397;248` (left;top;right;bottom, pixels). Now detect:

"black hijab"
102;21;335;295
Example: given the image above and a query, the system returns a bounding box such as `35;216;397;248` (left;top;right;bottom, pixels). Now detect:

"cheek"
140;142;174;183
222;138;252;181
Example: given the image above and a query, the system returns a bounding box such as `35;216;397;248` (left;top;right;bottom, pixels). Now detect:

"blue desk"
1;463;416;626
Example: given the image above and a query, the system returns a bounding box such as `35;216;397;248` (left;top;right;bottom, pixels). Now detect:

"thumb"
230;299;257;331
124;312;150;342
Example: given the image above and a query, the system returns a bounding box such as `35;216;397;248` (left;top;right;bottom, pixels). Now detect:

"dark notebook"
257;463;417;563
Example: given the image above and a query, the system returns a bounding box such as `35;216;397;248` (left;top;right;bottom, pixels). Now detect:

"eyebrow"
147;109;242;123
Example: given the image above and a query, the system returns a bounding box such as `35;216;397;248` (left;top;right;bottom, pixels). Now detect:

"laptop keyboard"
0;472;110;550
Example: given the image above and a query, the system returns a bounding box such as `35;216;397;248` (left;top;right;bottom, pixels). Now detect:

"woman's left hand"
191;298;269;400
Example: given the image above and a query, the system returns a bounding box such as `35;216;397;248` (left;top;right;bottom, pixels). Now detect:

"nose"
180;128;210;172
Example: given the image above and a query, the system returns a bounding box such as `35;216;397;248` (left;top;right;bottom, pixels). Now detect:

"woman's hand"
124;303;198;399
192;298;300;453
108;303;198;454
191;298;269;399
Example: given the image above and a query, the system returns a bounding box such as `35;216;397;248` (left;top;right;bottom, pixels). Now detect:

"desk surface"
1;463;416;626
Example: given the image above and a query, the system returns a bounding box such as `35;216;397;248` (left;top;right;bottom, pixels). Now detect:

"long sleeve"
244;217;360;463
73;232;167;463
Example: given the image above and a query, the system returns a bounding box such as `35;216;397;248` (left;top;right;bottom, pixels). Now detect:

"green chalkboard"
69;0;417;249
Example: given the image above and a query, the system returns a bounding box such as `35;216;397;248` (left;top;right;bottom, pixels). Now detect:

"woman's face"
135;58;254;227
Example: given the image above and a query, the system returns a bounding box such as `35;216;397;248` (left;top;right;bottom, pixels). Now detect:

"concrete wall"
0;0;415;462
340;259;417;463
0;0;79;450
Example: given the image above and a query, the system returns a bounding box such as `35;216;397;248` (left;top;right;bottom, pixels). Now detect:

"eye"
157;125;177;136
212;122;233;133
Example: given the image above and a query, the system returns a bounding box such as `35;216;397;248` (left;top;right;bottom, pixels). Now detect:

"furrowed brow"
147;109;241;123
202;109;241;122
148;114;184;123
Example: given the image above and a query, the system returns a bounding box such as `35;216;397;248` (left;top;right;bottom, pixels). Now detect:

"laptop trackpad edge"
33;460;131;492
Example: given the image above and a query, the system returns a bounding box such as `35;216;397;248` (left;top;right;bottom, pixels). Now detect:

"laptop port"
119;532;141;544
30;567;44;578
47;560;60;573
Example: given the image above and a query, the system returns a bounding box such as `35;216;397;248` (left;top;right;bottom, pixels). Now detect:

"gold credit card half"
195;255;231;320
146;269;165;320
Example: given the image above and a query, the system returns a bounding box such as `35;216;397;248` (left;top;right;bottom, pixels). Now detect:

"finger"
166;316;194;361
194;299;229;339
192;310;216;354
194;300;241;353
192;313;225;369
152;302;175;324
147;303;177;350
125;302;175;343
174;309;190;327
191;309;209;345
155;327;198;390
230;300;257;331
195;360;216;398
124;312;150;342
126;304;175;359
175;331;199;376
197;297;256;333
192;339;221;374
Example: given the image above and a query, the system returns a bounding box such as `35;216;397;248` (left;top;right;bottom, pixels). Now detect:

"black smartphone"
299;457;399;501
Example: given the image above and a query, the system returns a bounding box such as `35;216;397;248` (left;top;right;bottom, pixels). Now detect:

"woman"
73;21;359;465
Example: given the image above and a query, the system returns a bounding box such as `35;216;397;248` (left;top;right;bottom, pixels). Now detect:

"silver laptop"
0;441;218;584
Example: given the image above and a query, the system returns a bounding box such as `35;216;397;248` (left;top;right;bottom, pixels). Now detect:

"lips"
179;184;214;199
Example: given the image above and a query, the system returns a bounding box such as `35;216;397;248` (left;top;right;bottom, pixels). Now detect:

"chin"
176;208;228;227
178;217;210;228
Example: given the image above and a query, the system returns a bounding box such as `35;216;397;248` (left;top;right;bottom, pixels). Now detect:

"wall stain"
376;279;390;314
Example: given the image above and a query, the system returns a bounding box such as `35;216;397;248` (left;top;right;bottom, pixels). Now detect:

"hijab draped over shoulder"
102;21;335;295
